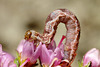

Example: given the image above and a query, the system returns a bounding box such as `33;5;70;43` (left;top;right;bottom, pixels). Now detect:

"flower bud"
0;44;16;67
17;40;42;66
83;48;100;67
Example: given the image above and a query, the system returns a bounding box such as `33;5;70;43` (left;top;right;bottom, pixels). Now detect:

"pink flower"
40;35;65;66
0;44;16;67
17;40;42;67
17;35;69;67
83;48;100;67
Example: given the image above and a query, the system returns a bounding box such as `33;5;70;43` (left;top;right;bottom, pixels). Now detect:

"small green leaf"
78;59;91;67
14;58;19;67
16;51;21;64
78;60;83;67
85;62;91;67
78;61;83;67
14;51;22;67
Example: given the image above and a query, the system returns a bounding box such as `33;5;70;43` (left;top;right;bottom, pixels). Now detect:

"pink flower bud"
0;44;16;67
17;40;42;66
83;48;100;67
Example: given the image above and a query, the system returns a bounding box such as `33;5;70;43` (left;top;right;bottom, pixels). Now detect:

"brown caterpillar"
25;9;80;65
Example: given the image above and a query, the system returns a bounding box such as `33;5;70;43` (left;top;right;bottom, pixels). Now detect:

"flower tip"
58;35;66;47
62;35;66;39
27;58;30;62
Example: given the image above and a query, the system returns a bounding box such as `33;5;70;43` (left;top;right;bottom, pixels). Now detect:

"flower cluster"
0;35;70;67
1;37;100;67
16;35;69;67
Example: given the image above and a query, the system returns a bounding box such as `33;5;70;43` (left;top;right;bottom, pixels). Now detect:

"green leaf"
78;61;83;67
78;59;91;67
14;58;19;67
16;51;21;64
16;51;26;66
14;51;22;67
85;62;91;67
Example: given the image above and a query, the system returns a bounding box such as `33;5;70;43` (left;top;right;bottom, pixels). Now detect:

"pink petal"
32;42;42;62
58;35;66;48
0;44;2;53
83;48;100;67
20;58;30;67
48;40;56;51
22;40;34;60
40;44;51;65
0;44;16;67
2;52;16;67
17;40;25;53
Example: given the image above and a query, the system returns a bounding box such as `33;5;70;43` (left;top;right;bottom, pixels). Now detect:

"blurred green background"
0;0;100;67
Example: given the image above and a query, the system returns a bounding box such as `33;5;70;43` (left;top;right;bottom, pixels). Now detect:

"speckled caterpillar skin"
25;9;80;65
